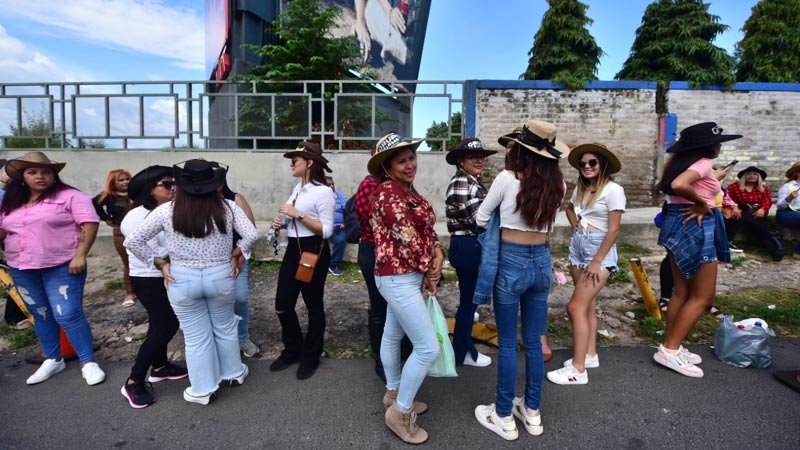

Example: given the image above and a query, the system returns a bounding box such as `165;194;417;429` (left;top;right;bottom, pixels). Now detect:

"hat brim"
497;133;518;148
4;160;66;179
445;148;498;165
509;137;569;160
786;164;800;180
736;167;767;180
666;134;742;154
367;139;425;176
568;144;621;174
128;165;173;201
173;165;225;195
283;151;332;173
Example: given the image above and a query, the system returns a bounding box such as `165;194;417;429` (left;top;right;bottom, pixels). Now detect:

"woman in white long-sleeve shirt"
125;159;258;406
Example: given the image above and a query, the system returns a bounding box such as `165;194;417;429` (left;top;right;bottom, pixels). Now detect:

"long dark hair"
656;147;717;196
305;157;327;186
0;170;75;215
509;145;565;229
171;188;228;238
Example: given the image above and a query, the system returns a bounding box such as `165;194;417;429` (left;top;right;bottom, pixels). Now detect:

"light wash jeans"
168;263;243;396
376;272;440;413
493;242;551;417
10;262;95;363
233;260;251;342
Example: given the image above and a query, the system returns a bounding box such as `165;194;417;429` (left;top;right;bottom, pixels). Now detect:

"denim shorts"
569;229;619;272
658;204;730;279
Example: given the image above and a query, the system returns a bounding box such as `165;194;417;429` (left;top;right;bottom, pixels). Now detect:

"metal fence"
0;80;466;151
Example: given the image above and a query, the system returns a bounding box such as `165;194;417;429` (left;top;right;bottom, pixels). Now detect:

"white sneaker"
474;404;518;441
473;311;480;322
81;362;106;386
653;345;703;378
26;358;66;385
229;363;249;386
547;365;588;385
512;397;543;436
463;352;492;367
563;353;599;369
183;387;216;405
679;346;702;365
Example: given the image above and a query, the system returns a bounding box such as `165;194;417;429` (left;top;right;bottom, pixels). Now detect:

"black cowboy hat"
736;166;767;180
173;159;226;195
445;138;498;165
283;141;332;173
667;122;742;154
128;165;173;201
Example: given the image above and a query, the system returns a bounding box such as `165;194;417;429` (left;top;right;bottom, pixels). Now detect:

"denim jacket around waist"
473;209;500;305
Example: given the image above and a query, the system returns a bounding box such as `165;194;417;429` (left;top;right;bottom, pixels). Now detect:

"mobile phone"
724;160;739;170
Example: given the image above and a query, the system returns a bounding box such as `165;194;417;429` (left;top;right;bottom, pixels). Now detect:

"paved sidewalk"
1;339;798;449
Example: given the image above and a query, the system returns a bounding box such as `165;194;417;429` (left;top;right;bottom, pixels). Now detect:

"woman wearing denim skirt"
547;143;625;386
125;159;258;405
474;120;567;440
370;132;444;444
654;122;740;378
445;138;497;368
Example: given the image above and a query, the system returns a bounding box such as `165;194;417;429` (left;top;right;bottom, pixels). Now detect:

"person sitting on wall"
777;161;800;258
725;166;784;261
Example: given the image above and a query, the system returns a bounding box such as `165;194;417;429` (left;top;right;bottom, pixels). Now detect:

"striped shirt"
445;169;487;236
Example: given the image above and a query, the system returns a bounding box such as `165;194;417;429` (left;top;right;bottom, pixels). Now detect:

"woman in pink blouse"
369;132;443;445
0;152;105;386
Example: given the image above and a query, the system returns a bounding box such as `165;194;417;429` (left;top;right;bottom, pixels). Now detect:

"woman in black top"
93;169;134;306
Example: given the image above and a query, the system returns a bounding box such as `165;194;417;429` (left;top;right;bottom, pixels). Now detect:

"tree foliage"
4;111;59;148
615;0;735;87
735;0;800;83
425;112;462;152
520;0;603;90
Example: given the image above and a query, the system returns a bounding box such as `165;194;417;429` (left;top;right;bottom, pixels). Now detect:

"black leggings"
275;236;330;357
128;277;180;383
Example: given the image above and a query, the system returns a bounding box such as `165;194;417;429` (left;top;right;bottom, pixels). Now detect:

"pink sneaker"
653;345;703;378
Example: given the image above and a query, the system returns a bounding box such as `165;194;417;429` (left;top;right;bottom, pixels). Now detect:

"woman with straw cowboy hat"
445;137;496;368
0;151;106;386
776;161;800;258
654;122;741;378
370;131;443;445
270;141;335;380
473;120;567;440
547;143;626;386
125;159;258;405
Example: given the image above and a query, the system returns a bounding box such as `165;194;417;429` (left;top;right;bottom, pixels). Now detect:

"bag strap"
291;190;325;258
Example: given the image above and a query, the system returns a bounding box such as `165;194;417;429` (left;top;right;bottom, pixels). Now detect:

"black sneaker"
269;351;300;372
148;363;189;383
120;381;155;409
297;355;320;380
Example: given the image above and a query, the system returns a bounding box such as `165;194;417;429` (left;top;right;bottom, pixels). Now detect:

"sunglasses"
156;180;176;189
578;159;599;168
291;158;305;167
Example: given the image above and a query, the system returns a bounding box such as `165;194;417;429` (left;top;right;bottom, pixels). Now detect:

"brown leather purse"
291;198;324;283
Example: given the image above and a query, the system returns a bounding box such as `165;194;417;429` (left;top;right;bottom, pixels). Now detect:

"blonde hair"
738;171;764;192
574;154;611;208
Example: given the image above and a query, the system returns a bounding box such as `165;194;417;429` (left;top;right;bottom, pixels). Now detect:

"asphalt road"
1;340;799;450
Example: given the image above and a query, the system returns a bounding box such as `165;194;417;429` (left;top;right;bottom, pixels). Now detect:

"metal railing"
0;80;466;151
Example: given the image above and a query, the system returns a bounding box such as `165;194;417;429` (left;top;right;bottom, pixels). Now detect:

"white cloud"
0;0;204;72
0;24;61;82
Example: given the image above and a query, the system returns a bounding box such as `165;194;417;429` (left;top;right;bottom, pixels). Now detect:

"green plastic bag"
426;296;457;377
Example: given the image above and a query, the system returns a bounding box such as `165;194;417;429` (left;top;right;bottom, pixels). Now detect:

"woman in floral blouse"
369;132;443;445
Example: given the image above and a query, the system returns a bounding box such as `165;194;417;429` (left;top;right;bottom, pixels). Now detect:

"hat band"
377;133;403;153
521;126;562;158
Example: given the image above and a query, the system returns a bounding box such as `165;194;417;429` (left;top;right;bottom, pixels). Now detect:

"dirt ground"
4;245;799;363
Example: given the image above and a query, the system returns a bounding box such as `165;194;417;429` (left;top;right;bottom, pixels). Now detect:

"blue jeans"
493;242;551;416
168;263;242;396
329;227;347;266
777;209;800;253
448;235;481;364
10;262;95;363
376;272;440;413
233;260;251;342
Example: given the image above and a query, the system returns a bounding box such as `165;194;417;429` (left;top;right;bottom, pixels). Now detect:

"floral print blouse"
371;180;441;276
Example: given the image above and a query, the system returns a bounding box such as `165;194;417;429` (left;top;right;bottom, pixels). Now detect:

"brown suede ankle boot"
383;389;428;414
384;402;428;444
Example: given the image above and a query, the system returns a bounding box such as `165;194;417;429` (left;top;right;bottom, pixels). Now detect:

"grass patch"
617;241;653;258
104;278;124;290
729;256;749;267
636;315;665;341
0;324;38;350
323;342;372;359
551;243;570;257
251;260;366;284
547;320;571;341
609;259;632;283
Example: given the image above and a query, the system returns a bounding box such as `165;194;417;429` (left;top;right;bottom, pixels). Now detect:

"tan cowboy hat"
509;120;569;160
786;161;800;180
445;138;497;165
367;132;424;177
5;151;66;178
568;143;622;174
283;141;332;173
497;127;522;148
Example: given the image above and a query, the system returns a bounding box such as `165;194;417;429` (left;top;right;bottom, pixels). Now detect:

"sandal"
706;305;724;321
122;297;136;307
659;298;670;312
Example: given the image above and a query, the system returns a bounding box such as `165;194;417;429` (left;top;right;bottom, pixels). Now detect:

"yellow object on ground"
629;257;661;320
446;318;498;347
0;265;34;323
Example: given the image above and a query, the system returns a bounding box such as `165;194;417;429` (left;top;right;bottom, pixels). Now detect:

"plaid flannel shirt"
355;175;379;243
445;169;487;236
726;182;772;215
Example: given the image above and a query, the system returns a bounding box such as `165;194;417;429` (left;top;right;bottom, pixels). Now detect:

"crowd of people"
1;118;798;443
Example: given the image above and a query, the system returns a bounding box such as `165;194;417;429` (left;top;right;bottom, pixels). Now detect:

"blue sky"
0;0;759;144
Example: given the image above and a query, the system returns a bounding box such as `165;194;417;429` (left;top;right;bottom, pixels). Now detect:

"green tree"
735;0;800;82
520;0;603;90
616;0;735;88
425;112;462;152
4;111;59;148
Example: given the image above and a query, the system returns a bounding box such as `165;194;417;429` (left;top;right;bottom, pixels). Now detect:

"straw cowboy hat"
667;122;742;154
367;132;424;177
508;120;569;160
568;143;622;174
283;141;332;173
786;161;800;180
497;127;522;148
5;151;66;178
445;138;497;165
736;166;767;180
173;159;226;195
128;165;173;201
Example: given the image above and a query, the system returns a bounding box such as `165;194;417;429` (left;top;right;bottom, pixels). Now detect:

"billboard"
280;0;430;89
205;0;230;79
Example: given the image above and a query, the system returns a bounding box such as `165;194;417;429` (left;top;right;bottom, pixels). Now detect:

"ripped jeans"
10;262;95;363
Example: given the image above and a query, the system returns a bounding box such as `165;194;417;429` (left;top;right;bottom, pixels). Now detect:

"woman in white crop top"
547;144;625;386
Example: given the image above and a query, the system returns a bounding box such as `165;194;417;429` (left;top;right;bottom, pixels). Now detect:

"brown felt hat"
283;141;332;173
5;151;66;178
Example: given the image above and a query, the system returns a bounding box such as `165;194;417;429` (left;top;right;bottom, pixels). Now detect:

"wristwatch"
297;213;306;221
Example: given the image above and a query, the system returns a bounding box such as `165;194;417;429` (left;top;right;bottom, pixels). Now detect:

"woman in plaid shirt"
725;166;783;261
445;138;497;368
